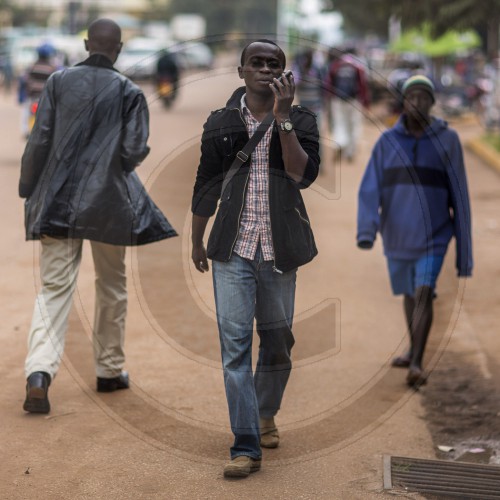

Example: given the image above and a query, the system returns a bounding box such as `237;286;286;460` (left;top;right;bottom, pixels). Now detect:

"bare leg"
407;285;433;386
391;294;414;368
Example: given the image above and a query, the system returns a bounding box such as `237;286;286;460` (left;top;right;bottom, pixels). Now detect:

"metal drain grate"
384;455;500;499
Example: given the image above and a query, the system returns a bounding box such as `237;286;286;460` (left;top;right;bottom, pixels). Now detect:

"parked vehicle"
115;37;167;80
9;34;86;75
170;42;213;70
170;14;206;42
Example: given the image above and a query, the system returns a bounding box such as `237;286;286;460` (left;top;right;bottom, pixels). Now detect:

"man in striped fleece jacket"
357;75;473;387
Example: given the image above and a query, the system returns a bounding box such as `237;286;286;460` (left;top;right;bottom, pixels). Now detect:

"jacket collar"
394;114;448;137
226;86;246;109
76;54;117;71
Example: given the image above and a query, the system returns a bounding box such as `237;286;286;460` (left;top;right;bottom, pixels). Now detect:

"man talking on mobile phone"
191;39;320;478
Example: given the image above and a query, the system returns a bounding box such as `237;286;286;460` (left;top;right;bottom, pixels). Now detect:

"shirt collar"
240;93;250;116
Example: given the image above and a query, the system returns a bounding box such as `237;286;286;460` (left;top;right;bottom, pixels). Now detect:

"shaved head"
241;39;286;67
85;18;122;62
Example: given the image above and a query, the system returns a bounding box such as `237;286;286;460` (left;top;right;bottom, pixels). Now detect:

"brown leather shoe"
23;371;51;414
223;456;261;478
260;417;279;449
96;371;129;392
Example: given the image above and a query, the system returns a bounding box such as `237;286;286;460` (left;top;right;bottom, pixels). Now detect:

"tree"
401;0;500;61
327;0;500;61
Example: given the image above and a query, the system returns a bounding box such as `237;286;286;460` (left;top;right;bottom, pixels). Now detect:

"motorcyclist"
156;49;180;101
20;43;58;138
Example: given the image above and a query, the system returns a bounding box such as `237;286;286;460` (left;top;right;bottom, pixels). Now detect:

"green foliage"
324;0;500;59
401;0;500;36
400;0;500;59
327;0;500;39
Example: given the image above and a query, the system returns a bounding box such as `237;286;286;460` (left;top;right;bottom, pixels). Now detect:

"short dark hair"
240;39;286;67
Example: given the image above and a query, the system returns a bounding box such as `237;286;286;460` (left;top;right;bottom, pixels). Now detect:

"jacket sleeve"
191;115;224;217
19;74;56;198
121;91;150;172
447;132;473;276
357;139;384;245
294;110;320;189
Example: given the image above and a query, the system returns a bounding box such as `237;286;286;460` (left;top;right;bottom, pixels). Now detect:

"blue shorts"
387;254;445;296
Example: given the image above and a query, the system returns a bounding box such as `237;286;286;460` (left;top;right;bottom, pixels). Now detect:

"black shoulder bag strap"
220;110;275;198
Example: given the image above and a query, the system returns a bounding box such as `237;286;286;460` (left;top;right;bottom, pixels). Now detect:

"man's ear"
117;42;123;55
84;39;89;52
237;66;244;79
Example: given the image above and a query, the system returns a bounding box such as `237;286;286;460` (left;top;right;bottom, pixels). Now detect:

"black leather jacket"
192;87;320;273
20;54;176;245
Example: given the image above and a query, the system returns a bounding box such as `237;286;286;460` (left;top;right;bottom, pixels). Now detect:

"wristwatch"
279;119;293;133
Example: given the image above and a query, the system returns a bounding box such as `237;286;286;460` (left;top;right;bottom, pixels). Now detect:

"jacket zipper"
229;173;250;258
295;207;310;225
268;121;283;274
270;211;283;274
270;214;283;275
228;107;252;260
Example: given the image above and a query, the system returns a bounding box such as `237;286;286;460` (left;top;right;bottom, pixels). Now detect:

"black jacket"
192;87;320;272
20;54;176;245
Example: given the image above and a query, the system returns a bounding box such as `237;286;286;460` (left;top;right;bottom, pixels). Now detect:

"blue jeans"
212;248;296;459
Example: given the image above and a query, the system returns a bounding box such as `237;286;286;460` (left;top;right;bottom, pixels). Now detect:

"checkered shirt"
232;94;275;261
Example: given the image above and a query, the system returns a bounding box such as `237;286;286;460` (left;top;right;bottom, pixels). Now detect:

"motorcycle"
28;99;39;134
157;76;177;109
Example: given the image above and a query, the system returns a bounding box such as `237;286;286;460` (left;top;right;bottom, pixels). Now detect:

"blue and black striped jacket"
357;115;472;277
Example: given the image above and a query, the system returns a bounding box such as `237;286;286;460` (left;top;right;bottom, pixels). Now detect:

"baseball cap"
37;43;55;58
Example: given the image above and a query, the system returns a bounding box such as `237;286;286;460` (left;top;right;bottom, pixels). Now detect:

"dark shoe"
391;354;411;368
406;368;427;388
23;371;51;414
260;417;280;449
223;456;261;478
96;371;129;393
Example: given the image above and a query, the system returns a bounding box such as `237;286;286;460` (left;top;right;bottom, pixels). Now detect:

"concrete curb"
465;136;500;175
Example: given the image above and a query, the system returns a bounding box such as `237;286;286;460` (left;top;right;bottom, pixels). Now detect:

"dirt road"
1;57;499;499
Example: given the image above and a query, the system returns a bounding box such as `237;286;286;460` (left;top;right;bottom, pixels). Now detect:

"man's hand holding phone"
270;70;294;120
273;70;293;88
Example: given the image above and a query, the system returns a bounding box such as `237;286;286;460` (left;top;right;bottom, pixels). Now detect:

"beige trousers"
331;98;363;159
25;236;127;380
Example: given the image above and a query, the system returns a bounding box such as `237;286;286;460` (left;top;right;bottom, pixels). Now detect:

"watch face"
283;120;293;131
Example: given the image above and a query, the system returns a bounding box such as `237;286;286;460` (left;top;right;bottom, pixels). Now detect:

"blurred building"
7;0;162;37
13;0;152;10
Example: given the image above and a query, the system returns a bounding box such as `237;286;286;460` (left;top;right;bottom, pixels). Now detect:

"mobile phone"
275;70;293;87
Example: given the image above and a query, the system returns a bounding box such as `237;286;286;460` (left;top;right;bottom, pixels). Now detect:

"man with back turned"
20;19;176;414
